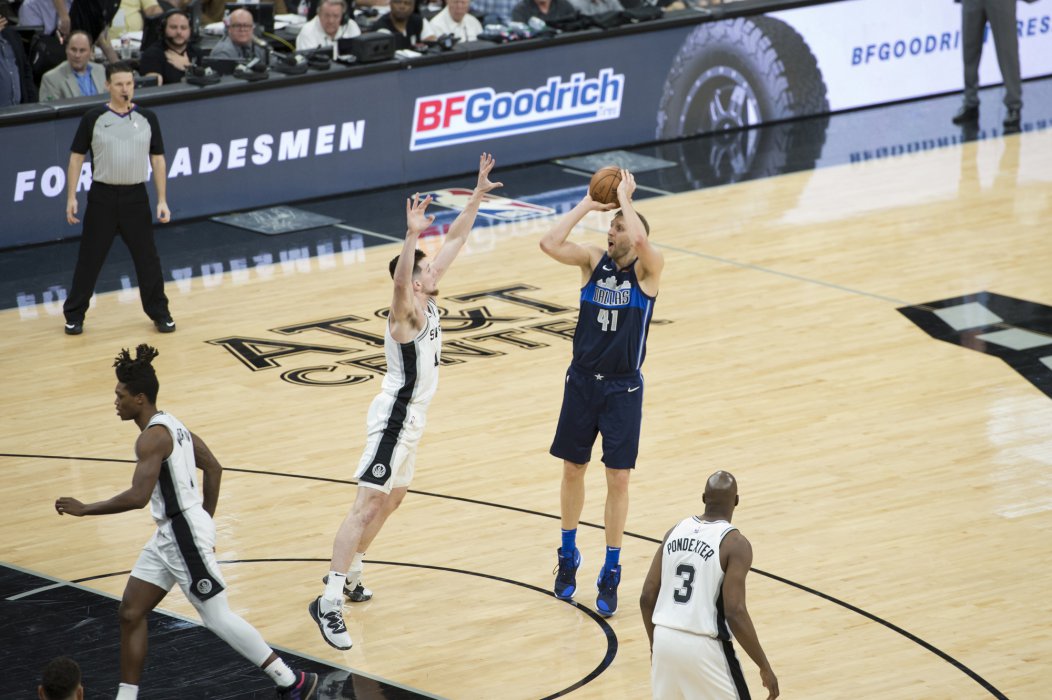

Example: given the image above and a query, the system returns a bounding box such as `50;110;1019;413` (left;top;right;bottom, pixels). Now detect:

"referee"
63;61;175;336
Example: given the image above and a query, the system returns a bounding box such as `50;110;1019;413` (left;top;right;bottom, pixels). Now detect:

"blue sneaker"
595;565;621;617
553;547;581;600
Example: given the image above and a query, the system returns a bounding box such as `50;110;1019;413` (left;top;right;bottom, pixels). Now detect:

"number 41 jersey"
573;254;655;374
652;516;739;640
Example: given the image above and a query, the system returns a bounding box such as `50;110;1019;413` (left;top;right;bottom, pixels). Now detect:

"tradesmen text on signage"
12;120;365;204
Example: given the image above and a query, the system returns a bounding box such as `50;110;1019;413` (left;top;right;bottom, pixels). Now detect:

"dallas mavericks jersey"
145;412;202;525
652;517;739;639
380;298;442;409
573;254;655;374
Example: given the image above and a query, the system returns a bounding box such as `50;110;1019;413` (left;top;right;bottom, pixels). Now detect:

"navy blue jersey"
572;254;655;374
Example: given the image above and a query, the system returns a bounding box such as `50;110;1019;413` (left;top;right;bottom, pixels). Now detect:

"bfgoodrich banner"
3;0;1050;248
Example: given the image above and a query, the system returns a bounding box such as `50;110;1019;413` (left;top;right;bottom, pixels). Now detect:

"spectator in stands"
511;0;576;23
471;0;517;24
421;0;481;41
139;8;203;84
38;656;84;700
295;0;359;51
39;29;106;99
19;0;74;37
369;0;423;49
67;0;121;62
0;15;37;107
106;0;163;41
568;0;621;15
210;8;267;62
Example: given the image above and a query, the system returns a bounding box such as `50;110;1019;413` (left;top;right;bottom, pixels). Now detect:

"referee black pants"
63;182;171;324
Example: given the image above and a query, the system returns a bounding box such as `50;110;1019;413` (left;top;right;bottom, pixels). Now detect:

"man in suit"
0;14;38;107
952;0;1023;131
39;30;106;101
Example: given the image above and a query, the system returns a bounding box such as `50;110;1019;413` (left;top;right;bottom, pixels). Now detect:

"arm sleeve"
141;108;166;155
70;108;100;155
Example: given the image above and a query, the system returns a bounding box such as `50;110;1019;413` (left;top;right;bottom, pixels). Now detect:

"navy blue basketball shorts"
550;364;643;469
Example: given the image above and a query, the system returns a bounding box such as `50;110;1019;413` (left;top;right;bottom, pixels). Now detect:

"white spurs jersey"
380;298;442;409
652;516;738;639
145;412;203;526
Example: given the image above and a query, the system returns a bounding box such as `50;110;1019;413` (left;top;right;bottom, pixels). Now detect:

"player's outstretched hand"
616;169;636;205
475;152;503;195
55;497;86;517
406;193;436;236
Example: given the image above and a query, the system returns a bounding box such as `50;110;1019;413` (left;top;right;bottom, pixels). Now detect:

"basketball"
589;166;622;205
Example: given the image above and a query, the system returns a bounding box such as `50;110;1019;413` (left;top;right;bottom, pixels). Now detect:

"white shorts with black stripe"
131;506;226;602
353;392;428;494
651;625;751;700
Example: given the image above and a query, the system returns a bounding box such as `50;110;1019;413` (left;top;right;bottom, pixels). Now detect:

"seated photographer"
421;0;480;41
368;0;422;49
295;0;359;51
139;8;203;84
210;8;268;61
39;29;106;100
510;0;576;23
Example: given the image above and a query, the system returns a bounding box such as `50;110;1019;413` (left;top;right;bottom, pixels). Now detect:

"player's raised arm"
616;170;663;286
390;194;434;329
539;193;611;275
431;152;503;284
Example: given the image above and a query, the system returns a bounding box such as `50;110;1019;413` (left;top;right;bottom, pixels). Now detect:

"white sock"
263;657;297;687
346;553;365;588
324;571;345;605
116;683;139;699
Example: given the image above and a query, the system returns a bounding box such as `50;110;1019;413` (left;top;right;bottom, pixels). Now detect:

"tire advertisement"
2;0;1050;249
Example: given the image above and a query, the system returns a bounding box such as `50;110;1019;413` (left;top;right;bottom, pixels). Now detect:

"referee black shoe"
64;322;83;335
154;317;176;333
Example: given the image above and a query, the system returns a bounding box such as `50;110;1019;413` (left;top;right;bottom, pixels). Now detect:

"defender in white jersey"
55;345;318;700
640;471;779;700
311;153;503;651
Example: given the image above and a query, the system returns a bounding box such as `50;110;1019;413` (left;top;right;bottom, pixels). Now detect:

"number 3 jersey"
573;253;655;374
652;516;739;639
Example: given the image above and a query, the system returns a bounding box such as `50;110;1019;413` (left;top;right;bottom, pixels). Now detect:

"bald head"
702;470;739;515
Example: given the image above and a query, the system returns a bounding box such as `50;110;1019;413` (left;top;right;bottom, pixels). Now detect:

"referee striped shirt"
71;106;164;185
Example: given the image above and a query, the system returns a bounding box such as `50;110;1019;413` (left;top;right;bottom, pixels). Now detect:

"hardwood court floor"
2;129;1051;699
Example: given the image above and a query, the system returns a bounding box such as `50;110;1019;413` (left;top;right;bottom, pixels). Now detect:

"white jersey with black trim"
379;297;441;410
145;411;203;526
652;516;739;639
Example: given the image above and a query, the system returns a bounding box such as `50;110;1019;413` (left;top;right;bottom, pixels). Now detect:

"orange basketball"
589;166;622;205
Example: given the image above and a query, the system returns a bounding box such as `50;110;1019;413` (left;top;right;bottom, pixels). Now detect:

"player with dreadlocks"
54;344;319;700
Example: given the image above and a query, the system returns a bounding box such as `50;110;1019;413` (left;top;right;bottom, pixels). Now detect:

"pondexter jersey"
145;411;201;525
652;516;739;639
573;253;655;374
379;298;442;409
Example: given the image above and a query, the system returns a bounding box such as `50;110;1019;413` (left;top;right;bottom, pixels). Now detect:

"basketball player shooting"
539;168;664;617
310;153;503;651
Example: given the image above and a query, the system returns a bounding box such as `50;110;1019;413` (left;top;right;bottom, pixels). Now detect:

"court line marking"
333;223;404;243
559;167;676;196
1;560;442;700
2;451;1011;699
574;223;911;306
